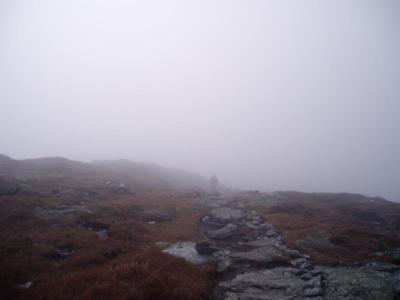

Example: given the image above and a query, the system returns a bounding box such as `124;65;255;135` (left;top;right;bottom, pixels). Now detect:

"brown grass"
255;198;400;265
0;177;212;300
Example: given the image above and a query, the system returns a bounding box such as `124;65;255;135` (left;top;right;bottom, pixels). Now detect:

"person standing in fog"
209;174;219;196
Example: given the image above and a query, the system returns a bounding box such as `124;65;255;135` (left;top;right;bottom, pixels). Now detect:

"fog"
1;1;399;201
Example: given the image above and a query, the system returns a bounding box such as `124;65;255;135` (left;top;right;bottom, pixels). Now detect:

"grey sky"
1;0;399;200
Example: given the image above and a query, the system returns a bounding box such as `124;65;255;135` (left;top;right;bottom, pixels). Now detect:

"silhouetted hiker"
209;174;219;196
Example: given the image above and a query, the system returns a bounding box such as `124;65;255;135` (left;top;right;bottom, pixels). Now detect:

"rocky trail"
164;194;400;299
198;195;324;300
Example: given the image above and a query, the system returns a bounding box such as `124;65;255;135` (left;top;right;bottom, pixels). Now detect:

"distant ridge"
0;154;210;191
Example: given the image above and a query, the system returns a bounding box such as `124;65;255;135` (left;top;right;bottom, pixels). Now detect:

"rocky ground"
165;194;400;300
2;154;400;299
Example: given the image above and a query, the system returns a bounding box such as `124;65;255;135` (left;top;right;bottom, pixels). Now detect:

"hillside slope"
0;155;210;192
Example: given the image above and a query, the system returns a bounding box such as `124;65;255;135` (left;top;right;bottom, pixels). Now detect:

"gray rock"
306;275;322;288
260;222;275;230
216;256;231;272
207;223;238;239
55;247;73;259
218;268;308;300
266;229;278;238
195;240;217;255
96;229;108;239
366;262;400;273
201;216;210;222
244;238;276;247
17;281;33;289
301;272;314;281
284;267;302;275
162;241;211;264
291;258;313;270
303;287;322;297
311;269;322;276
322;265;400;300
105;180;129;194
230;245;287;265
287;249;303;258
210;207;245;222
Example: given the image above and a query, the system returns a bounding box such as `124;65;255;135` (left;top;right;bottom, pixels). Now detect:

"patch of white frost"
162;241;211;264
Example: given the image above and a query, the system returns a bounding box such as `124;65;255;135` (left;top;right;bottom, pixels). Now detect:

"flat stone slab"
217;268;308;300
243;238;277;247
162;241;211;264
230;245;287;264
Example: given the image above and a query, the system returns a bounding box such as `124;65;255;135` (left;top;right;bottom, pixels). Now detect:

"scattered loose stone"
96;229;108;239
18;281;33;289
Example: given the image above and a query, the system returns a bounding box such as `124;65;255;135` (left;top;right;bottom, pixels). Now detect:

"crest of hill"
92;159;209;191
0;155;95;178
0;154;209;191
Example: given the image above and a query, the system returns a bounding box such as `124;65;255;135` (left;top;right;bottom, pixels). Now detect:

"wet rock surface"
196;195;400;300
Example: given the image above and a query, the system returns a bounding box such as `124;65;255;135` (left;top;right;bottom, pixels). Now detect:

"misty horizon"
1;0;400;201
